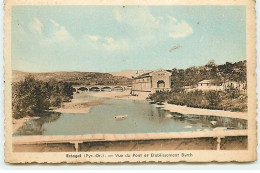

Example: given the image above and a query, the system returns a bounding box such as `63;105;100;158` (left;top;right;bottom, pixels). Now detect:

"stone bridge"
72;85;132;92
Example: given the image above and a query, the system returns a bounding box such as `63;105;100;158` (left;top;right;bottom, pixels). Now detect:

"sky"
11;6;246;72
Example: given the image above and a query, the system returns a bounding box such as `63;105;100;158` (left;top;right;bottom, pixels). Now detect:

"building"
132;69;172;94
196;80;222;91
185;79;247;92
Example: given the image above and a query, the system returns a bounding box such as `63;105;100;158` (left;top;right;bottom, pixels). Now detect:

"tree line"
12;75;74;119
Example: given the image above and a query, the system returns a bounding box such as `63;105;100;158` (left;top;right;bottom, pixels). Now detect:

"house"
197;80;215;90
196;80;218;90
132;69;172;94
189;79;247;92
191;79;223;91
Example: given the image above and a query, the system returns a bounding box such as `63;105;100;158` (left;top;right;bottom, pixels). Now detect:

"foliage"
12;75;73;119
205;91;221;107
170;60;246;90
148;89;247;112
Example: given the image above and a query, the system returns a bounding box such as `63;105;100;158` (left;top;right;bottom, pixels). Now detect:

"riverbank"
162;103;247;120
89;90;149;100
58;91;247;120
101;91;247;120
53;91;147;113
12;116;40;132
54;98;104;114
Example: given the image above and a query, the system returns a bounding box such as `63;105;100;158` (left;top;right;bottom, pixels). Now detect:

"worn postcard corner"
4;0;257;163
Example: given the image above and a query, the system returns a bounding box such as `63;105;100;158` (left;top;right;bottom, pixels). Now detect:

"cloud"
88;35;99;41
114;8;159;29
29;17;43;33
51;26;72;42
27;18;73;44
85;35;128;51
50;19;60;27
168;20;193;39
104;37;114;44
114;8;193;40
102;37;127;51
168;16;177;22
39;19;73;44
24;18;126;52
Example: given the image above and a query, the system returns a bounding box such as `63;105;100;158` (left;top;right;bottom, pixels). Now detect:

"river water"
13;92;247;136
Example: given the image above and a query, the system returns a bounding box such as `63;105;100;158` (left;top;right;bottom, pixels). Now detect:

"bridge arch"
78;87;88;92
101;86;112;91
113;86;124;91
72;87;77;92
89;86;101;91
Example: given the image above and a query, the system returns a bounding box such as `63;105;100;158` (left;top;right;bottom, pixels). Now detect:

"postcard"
4;0;257;163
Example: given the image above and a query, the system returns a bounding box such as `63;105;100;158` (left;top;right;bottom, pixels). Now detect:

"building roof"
198;80;214;84
133;69;171;79
133;72;152;79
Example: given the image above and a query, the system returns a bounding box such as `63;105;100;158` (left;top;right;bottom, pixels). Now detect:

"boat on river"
165;114;173;118
115;115;128;120
210;120;217;125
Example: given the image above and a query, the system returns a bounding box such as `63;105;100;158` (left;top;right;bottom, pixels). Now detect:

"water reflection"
167;112;247;129
13;93;247;136
13;113;61;136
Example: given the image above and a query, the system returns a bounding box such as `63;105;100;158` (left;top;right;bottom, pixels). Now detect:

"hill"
12;70;133;86
110;70;152;79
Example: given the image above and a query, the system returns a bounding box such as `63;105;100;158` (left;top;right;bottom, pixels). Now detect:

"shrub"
148;89;247;112
12;75;73;119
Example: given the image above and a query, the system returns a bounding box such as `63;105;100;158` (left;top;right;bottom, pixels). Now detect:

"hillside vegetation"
12;70;132;86
170;60;246;91
149;60;247;112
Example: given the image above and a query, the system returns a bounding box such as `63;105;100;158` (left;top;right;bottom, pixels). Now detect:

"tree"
12;75;73;119
205;91;221;107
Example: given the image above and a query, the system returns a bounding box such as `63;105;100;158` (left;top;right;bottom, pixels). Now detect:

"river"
13;92;247;136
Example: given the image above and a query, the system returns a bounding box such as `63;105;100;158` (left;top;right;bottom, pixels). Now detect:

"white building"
196;80;222;91
187;79;247;92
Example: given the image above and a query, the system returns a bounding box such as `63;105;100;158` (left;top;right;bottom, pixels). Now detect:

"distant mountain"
110;70;152;79
12;70;133;86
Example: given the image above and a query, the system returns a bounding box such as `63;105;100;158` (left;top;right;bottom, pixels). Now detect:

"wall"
132;76;152;92
151;70;171;92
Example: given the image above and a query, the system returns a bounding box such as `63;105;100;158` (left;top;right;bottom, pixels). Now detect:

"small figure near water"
115;115;128;120
210;120;217;126
165;114;173;118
